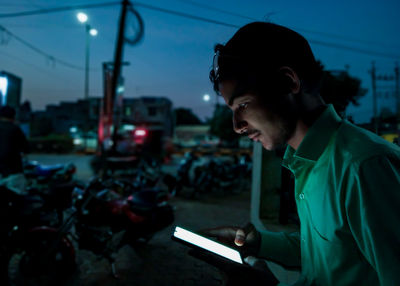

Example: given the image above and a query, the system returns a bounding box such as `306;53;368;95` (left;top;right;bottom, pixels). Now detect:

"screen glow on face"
174;226;243;264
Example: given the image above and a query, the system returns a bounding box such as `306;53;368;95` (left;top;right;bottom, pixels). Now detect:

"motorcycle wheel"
8;251;76;286
7;233;76;286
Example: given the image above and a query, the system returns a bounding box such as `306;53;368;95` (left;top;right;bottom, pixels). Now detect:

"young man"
201;22;400;285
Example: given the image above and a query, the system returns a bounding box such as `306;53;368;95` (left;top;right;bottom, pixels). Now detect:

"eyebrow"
228;89;247;106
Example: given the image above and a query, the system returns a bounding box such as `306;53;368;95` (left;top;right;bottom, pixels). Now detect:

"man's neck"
287;104;327;150
287;120;309;150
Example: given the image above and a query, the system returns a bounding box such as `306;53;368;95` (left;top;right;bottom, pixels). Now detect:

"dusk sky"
1;0;399;123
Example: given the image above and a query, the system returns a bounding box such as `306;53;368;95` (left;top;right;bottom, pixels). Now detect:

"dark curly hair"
210;22;323;98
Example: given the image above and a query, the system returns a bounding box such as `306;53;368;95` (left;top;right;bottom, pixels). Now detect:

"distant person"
192;22;400;285
0;105;29;194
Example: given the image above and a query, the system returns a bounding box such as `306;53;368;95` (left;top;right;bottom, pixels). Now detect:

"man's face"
219;80;297;151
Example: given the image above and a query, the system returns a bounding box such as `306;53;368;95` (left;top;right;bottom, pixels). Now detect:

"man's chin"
260;138;285;151
260;140;274;151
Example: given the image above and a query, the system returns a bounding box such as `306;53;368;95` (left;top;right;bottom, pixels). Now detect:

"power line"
309;39;400;60
0;50;70;82
133;2;239;28
0;1;120;18
0;25;85;70
133;1;400;60
178;0;264;22
178;0;400;51
1;1;399;60
292;27;400;51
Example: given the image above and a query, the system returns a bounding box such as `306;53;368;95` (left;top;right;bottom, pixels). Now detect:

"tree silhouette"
173;107;203;125
209;104;239;145
320;68;367;116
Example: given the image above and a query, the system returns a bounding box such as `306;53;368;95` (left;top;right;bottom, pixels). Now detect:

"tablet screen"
173;226;243;264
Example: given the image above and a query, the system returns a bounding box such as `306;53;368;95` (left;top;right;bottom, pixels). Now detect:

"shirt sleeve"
345;154;400;286
258;230;301;268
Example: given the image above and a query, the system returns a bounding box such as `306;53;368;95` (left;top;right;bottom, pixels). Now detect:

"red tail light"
134;129;147;137
134;128;147;144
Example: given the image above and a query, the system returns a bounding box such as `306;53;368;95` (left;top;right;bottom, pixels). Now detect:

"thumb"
234;223;256;247
234;229;246;246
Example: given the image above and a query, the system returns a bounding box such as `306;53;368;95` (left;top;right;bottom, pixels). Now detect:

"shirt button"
299;193;305;200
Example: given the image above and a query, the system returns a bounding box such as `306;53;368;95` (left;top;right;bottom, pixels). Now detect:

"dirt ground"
65;191;252;286
21;154;299;286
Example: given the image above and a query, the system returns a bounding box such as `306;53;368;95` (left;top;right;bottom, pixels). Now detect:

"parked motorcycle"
4;177;174;285
0;184;69;286
74;178;174;247
170;151;198;195
192;154;252;196
24;160;76;186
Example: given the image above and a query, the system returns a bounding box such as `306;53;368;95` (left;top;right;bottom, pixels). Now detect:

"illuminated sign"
0;76;8;106
0;72;22;108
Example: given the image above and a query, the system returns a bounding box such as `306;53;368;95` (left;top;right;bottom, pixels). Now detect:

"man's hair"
210;22;323;97
0;105;16;120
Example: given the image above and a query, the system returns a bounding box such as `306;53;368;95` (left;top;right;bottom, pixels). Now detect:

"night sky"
1;0;399;123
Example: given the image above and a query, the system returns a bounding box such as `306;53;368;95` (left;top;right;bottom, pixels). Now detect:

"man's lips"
248;132;261;140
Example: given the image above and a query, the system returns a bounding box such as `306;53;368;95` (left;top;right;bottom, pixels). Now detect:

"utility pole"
110;0;129;154
84;24;90;100
370;61;378;134
395;62;399;120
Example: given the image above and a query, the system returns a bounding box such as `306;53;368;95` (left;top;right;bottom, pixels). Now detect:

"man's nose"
233;114;248;134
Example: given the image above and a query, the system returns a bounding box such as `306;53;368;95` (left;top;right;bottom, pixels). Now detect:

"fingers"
235;223;255;246
197;224;256;248
241;222;256;235
234;229;246;246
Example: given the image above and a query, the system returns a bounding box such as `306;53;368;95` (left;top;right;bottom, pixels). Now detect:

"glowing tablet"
172;226;243;264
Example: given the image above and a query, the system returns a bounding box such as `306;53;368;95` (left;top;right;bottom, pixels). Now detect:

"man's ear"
278;66;301;94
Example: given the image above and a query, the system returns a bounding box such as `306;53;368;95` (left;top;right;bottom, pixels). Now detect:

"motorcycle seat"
34;164;64;176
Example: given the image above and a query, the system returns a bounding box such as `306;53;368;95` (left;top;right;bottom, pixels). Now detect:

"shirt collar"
282;105;342;168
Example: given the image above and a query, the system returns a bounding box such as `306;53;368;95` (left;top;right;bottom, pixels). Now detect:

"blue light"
0;76;8;106
69;126;78;133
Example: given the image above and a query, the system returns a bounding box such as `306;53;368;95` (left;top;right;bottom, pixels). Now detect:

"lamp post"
77;12;98;100
77;12;97;152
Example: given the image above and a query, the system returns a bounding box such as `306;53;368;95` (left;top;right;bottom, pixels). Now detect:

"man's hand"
199;223;261;257
188;248;278;286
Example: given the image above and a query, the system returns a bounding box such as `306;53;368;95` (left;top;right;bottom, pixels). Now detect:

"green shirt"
258;105;400;286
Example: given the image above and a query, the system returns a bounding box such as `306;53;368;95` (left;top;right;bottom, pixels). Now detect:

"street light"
77;12;88;23
203;94;210;102
89;28;98;36
76;12;98;100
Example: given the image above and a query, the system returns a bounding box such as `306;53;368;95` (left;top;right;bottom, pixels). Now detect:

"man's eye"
238;103;248;110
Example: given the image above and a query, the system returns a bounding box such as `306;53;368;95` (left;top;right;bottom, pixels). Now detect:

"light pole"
77;12;98;100
77;12;97;152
